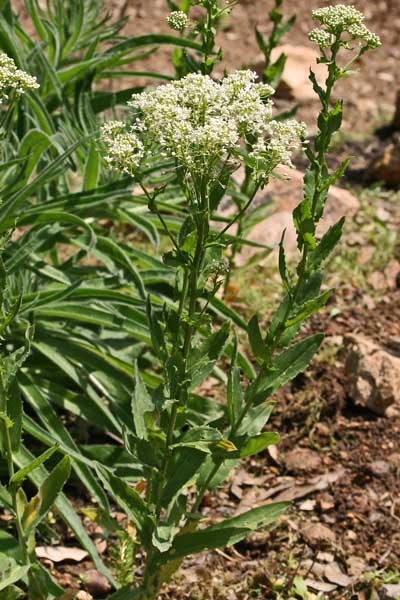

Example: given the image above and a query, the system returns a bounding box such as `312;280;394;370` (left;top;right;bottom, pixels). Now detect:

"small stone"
344;529;357;541
317;493;335;512
368;460;391;477
316;551;335;563
302;523;336;546
387;453;400;469
367;271;387;290
346;556;367;578
384;260;400;290
299;499;317;511
344;334;400;416
80;570;111;597
379;584;400;600
284;448;322;473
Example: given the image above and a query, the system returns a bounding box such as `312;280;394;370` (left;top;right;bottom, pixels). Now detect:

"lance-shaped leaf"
95;465;152;547
131;362;155;441
251;334;324;405
248;315;268;363
0;558;30;592
187;322;230;390
10;445;58;487
21;455;71;536
308;217;345;270
161;448;207;508
238;432;280;458
159;501;289;563
285;291;331;329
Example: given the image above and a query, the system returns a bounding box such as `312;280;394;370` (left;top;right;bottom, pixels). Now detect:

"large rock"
234;167;359;265
269;45;327;102
368;143;400;185
344;335;400;416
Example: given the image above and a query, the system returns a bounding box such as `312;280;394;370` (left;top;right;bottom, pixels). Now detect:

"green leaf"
253;334;324;404
0;561;30;592
14;447;114;584
28;562;65;599
10;445;58;487
161;448;206;508
293;199;316;251
7;382;23;454
285;291;331;328
171;426;222;454
131;362;155;441
238;432;280;458
161;502;289;563
187;322;230;389
308;217;345;270
96;236;146;298
227;365;243;426
309;69;325;105
83;142;100;191
95;465;152;547
236;403;274;437
22;456;71;536
248;315;267;362
278;230;291;295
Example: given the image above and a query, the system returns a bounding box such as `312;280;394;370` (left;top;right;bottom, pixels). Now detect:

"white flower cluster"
101;121;144;174
347;23;381;49
0;53;39;101
250;120;307;169
101;70;305;178
309;5;381;49
167;10;189;32
308;28;332;49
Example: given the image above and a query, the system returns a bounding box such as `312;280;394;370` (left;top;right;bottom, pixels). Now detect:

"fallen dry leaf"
36;546;88;563
324;563;355;587
304;578;337;593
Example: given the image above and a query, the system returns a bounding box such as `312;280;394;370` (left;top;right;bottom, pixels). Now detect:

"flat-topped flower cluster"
309;4;381;49
0;54;39;101
101;70;305;178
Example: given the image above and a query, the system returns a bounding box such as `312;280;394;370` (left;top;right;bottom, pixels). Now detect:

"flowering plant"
166;0;236;76
99;7;380;598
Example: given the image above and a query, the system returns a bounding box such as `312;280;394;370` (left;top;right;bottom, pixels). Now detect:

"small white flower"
348;23;381;48
0;53;39;101
250;120;307;169
310;5;381;49
167;11;189;32
308;28;332;49
312;5;365;30
103;70;305;178
100;121;144;174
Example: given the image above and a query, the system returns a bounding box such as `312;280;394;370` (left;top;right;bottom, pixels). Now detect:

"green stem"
140;182;210;599
1;420;28;564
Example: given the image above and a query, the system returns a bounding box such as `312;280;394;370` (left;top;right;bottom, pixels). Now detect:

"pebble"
379;584;400;600
302;523;336;546
368;460;391;477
